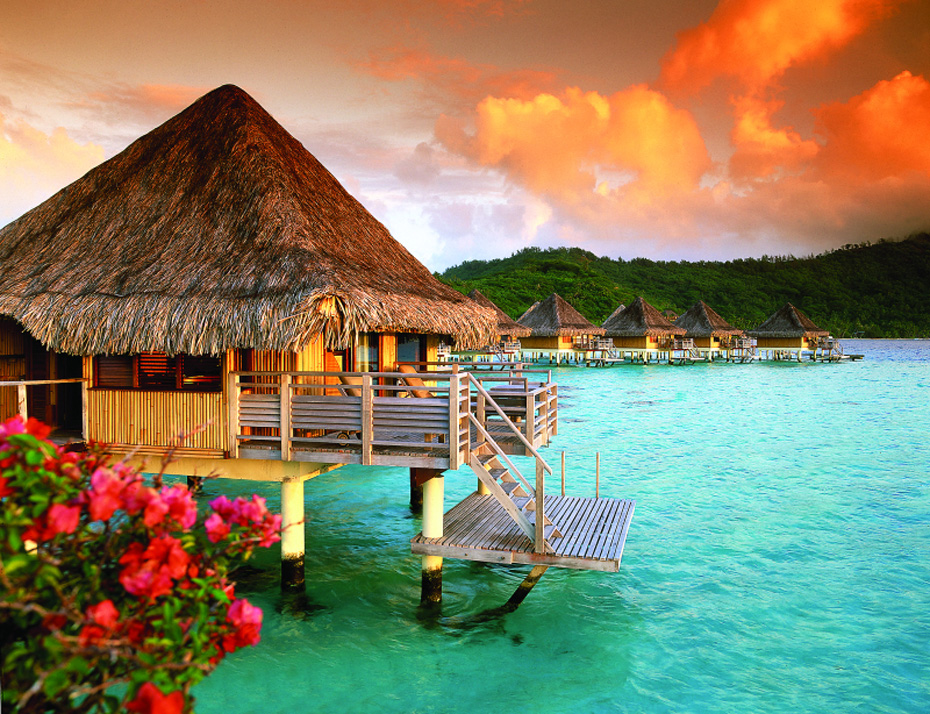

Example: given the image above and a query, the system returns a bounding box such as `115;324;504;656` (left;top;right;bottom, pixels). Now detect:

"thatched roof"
601;296;685;337
467;290;531;338
0;84;497;355
747;303;829;339
601;303;626;328
516;293;604;337
674;301;744;338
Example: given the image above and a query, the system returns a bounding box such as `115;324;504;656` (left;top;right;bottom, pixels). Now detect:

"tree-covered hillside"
438;233;930;338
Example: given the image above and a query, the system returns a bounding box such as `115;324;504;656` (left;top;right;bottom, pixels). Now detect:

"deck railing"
228;368;558;469
0;378;88;438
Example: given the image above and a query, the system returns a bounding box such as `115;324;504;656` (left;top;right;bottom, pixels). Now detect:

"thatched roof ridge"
747;303;829;339
0;84;496;355
674;301;744;338
467;290;531;338
601;296;685;337
601;303;626;328
516;293;604;337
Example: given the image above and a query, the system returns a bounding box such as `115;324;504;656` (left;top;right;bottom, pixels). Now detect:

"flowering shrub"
0;417;282;713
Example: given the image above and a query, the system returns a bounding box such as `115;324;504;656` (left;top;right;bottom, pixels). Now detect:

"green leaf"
42;668;70;697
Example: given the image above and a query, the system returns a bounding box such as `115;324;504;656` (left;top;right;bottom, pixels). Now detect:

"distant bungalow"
748;303;830;356
674;301;745;355
467;289;530;353
516;293;604;361
602;296;685;353
0;85;635;599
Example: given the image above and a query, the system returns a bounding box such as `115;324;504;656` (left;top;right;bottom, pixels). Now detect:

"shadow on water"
415;599;524;643
229;564;329;620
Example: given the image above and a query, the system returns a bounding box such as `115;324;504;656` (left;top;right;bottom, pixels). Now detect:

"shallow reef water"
192;340;930;713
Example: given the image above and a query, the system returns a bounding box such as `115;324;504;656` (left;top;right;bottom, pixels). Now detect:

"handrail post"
280;373;292;461
361;374;373;465
227;372;240;459
535;458;545;553
81;378;89;443
448;373;460;469
17;384;27;420
525;391;534;445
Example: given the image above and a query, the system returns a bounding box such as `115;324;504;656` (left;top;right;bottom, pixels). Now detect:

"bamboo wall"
756;337;807;349
611;336;657;349
521;336;573;350
0;318;26;420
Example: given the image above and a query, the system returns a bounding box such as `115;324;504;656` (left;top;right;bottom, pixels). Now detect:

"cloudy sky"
2;0;929;270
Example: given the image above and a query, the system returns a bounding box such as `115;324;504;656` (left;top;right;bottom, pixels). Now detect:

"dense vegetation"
438;233;930;338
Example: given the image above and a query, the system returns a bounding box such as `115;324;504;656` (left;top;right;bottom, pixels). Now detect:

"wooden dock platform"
412;492;635;572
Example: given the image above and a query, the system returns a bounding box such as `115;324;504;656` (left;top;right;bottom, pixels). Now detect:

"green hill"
437;233;930;338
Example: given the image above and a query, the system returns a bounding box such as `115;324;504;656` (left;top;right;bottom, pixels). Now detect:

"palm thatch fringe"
601;296;685;337
674;301;744;338
747;303;829;339
0;84;497;354
467;289;531;338
516;293;603;337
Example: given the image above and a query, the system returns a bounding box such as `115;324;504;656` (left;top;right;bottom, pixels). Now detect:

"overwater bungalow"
0;85;633;604
516;293;605;364
601;297;686;362
674;300;752;361
466;289;531;357
747;303;838;361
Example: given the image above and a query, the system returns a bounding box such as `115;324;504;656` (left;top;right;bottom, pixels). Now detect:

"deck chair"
338;374;363;397
397;364;434;398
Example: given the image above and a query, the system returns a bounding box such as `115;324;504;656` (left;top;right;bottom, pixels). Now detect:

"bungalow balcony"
230;365;558;470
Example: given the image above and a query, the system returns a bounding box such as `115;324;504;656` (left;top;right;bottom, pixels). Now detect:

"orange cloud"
357;45;558;103
436;86;711;204
660;0;899;94
729;96;819;180
0;113;103;226
813;70;930;181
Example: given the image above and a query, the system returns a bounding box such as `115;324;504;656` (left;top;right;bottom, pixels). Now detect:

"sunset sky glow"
1;0;929;269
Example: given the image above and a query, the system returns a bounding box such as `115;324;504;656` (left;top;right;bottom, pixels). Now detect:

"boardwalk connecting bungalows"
0;85;633;606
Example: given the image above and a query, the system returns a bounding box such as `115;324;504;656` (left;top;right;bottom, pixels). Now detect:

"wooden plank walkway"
411;493;635;572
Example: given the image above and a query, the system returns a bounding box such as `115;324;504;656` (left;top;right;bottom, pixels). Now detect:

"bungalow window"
397;333;426;366
94;353;222;392
357;332;380;372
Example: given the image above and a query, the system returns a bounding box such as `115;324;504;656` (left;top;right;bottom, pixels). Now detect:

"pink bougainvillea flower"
222;598;263;652
125;682;185;714
87;467;127;521
161;485;197;530
204;512;230;543
86;599;120;629
24;417;51;440
47;502;81;536
0;474;14;498
119;535;190;600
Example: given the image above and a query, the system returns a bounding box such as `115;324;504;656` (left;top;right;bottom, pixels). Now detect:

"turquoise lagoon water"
193;340;930;713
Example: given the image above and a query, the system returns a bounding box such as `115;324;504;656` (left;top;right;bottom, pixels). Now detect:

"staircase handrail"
466;412;537;499
465;373;552;476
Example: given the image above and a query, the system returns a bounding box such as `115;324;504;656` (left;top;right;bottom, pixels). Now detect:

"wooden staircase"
469;443;562;553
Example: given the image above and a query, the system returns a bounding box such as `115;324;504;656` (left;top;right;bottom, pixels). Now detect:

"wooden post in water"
281;478;305;590
420;473;444;605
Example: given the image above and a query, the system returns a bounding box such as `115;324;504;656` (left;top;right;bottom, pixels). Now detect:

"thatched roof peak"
675;301;744;338
601;303;626;328
516;293;604;337
0;85;496;354
601;296;685;337
747;303;829;339
467;290;531;338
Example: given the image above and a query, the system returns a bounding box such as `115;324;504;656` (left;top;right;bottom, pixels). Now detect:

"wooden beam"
505;565;549;610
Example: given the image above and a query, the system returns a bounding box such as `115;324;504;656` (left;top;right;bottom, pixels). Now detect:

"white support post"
17;384;27;420
280;373;292;461
421;474;444;605
281;478;305;590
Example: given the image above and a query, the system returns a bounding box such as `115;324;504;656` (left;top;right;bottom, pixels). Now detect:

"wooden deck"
412;492;635;572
